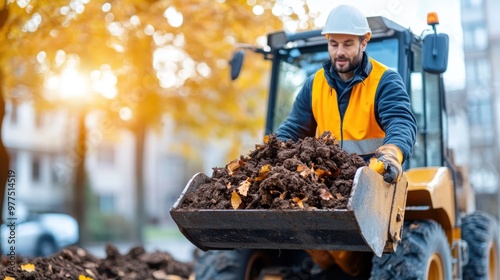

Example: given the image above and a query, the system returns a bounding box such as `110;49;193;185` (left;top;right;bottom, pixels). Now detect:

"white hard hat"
322;5;371;40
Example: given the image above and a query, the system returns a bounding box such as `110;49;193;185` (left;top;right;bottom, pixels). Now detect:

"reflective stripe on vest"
311;58;387;156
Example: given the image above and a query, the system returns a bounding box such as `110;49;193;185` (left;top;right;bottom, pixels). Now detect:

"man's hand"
369;144;403;183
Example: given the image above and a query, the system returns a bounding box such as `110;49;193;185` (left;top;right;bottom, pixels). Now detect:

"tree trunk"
134;122;146;244
74;111;87;244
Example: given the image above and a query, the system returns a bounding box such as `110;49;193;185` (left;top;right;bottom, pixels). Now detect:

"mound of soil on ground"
179;132;366;210
0;245;193;280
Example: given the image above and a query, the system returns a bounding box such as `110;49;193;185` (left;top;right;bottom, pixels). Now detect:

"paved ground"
82;236;197;263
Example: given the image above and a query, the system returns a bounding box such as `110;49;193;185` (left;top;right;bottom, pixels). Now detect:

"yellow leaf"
231;190;242;209
255;164;271;181
5;276;16;280
79;275;94;280
238;179;251;196
21;263;35;272
263;135;270;144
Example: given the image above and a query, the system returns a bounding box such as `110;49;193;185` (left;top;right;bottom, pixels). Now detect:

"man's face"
327;34;367;78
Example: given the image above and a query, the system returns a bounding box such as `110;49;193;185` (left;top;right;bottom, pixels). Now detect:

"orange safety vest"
312;58;388;156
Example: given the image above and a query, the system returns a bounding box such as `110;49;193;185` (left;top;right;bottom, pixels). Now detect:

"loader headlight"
267;31;288;50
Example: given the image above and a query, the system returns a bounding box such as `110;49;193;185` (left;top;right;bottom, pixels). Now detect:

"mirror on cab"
229;50;245;80
422;12;449;74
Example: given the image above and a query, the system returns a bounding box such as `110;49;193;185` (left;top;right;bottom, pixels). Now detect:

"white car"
1;202;79;257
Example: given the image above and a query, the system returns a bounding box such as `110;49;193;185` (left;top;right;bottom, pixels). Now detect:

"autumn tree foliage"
1;0;303;142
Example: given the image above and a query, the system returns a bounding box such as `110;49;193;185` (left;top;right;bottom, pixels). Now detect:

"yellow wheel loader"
171;14;499;280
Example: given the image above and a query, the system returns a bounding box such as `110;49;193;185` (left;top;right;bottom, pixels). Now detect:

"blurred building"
84;114;196;225
460;0;500;218
2;101;204;232
2;102;69;212
446;88;469;165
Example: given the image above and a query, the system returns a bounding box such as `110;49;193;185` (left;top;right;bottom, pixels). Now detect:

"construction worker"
276;4;416;185
275;4;417;277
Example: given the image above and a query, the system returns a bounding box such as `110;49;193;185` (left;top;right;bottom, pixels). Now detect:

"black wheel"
194;249;316;280
461;211;499;280
36;235;58;257
370;220;452;280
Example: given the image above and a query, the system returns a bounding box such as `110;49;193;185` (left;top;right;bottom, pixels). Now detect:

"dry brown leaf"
335;193;344;200
226;182;231;189
296;164;304;172
85;269;96;278
292;197;305;208
268;190;287;199
319;189;334;200
321;132;332;141
280;191;287;199
297;164;310;178
255;164;271;181
238;179;251;196
227;159;241;175
255;144;266;150
231;190;242;209
332;168;341;177
315;168;332;178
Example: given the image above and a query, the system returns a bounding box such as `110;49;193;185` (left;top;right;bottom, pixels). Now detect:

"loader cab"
231;16;449;170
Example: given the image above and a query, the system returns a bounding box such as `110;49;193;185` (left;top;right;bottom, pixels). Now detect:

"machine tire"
370;220;452;280
194;249;260;280
194;248;316;280
461;211;499;280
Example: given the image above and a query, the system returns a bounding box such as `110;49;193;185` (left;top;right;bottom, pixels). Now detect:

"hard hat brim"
321;30;371;36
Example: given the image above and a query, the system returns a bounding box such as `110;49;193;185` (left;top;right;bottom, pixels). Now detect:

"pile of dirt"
0;245;193;280
179;132;366;210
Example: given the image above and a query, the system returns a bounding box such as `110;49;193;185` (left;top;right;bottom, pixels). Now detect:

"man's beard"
332;47;362;74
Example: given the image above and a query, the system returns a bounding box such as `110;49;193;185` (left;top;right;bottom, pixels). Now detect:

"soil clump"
179;132;366;210
0;245;193;280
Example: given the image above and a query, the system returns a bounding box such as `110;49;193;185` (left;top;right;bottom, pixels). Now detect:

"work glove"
368;144;403;184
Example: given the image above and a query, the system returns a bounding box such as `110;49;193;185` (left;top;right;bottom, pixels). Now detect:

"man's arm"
276;76;318;142
375;70;417;162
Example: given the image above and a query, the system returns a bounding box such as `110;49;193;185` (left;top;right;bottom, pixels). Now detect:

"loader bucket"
170;166;408;257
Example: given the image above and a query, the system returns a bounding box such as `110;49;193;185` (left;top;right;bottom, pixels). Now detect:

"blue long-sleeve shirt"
276;52;417;162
